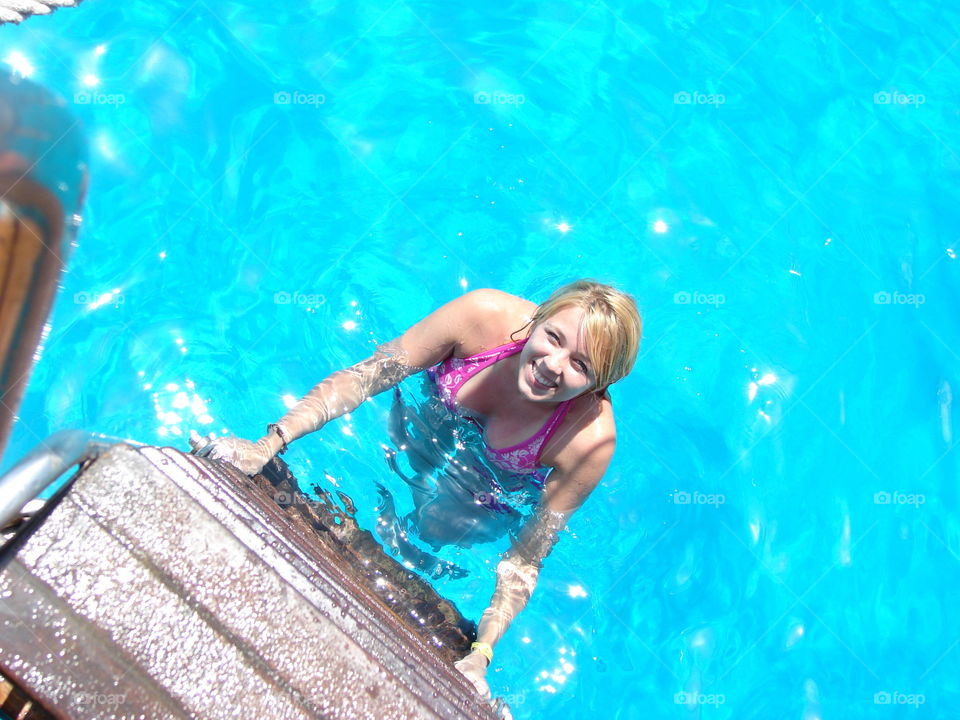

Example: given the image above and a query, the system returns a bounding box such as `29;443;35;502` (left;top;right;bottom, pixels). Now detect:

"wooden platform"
0;444;495;719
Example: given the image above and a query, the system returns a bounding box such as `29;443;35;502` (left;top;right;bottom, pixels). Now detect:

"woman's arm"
455;424;615;697
202;289;514;474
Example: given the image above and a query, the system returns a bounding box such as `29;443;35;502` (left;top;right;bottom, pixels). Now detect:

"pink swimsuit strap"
433;338;527;408
430;338;573;474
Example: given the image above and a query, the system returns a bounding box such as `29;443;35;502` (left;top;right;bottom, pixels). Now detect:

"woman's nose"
544;353;562;375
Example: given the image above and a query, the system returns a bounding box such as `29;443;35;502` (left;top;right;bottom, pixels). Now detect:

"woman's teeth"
533;364;557;388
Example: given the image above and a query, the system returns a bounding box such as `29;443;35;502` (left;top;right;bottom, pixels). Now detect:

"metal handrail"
0;430;134;530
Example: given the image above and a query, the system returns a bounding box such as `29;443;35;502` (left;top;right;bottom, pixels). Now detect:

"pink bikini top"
428;339;572;478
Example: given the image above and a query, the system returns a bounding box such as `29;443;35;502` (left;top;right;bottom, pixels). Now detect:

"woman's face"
517;305;597;403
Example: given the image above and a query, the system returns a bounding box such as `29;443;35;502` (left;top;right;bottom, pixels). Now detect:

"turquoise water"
4;0;960;717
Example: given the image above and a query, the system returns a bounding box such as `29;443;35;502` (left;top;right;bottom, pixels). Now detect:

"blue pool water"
4;1;960;717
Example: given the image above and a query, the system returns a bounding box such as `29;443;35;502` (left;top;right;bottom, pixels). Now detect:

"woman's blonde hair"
523;279;642;393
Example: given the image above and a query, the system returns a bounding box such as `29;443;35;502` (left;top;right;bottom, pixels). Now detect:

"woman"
203;279;642;699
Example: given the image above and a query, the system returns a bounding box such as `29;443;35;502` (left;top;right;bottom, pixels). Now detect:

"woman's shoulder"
461;288;536;316
456;289;537;349
540;394;616;469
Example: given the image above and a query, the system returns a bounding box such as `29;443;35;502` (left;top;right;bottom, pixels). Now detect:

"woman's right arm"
199;289;511;474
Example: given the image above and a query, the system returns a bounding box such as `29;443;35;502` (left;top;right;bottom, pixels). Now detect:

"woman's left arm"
454;424;615;697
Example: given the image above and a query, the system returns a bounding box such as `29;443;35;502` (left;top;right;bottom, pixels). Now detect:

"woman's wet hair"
515;280;642;392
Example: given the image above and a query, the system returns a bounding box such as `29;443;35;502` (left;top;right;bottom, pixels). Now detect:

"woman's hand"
192;434;280;476
454;652;516;719
454;650;491;699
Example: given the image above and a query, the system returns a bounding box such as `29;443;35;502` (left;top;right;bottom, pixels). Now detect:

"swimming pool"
3;0;960;716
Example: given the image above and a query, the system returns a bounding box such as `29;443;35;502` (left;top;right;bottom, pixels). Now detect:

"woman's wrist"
470;641;493;665
264;423;289;456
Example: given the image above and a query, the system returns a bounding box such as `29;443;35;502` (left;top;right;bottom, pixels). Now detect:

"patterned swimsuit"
427;339;572;487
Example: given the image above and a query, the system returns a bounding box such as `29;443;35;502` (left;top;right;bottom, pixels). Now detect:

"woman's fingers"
453;652;491;700
192;436;268;475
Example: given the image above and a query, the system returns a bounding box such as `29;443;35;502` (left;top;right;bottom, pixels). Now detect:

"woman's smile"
530;361;558;390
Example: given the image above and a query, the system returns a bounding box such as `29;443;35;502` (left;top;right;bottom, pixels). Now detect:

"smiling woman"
198;279;642;700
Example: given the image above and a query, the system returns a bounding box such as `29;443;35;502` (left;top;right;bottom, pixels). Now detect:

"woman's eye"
547;331;559;342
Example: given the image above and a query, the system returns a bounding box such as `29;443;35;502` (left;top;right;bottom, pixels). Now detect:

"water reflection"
377;378;543;579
